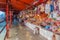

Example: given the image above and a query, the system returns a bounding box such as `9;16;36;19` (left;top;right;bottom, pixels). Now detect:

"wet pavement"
7;25;47;40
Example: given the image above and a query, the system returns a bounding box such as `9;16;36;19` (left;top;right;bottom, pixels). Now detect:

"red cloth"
55;21;60;26
39;0;47;3
6;24;9;31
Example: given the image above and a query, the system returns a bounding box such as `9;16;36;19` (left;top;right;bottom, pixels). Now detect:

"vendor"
45;0;51;16
50;23;58;32
51;9;58;19
45;23;51;30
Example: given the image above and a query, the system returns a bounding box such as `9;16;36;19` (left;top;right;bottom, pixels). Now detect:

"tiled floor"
8;25;47;40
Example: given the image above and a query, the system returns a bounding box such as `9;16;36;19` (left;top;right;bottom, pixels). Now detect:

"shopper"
54;1;58;10
50;1;54;12
45;23;51;30
57;0;60;11
33;26;39;35
52;33;56;40
39;3;45;13
51;23;58;32
45;0;51;14
51;9;58;19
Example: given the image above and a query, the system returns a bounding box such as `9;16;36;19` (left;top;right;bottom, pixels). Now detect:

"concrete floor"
7;25;47;40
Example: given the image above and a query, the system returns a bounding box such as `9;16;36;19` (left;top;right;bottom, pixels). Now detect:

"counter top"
25;21;60;35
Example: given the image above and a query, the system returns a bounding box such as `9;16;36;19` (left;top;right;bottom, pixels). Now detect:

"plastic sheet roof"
0;0;47;10
10;0;36;10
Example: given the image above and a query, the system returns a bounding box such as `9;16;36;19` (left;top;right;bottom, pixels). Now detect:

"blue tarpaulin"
13;19;18;26
0;21;6;40
0;11;6;40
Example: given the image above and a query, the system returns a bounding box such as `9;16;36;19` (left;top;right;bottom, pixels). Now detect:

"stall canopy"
0;0;6;11
10;0;36;10
0;0;47;10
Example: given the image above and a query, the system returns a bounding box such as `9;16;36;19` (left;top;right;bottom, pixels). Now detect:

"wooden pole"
6;4;9;38
10;11;13;28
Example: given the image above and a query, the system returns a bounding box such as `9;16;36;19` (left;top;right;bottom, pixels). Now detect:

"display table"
24;22;60;40
24;22;40;30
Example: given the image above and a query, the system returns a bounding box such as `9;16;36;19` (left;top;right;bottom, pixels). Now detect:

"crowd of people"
36;0;60;19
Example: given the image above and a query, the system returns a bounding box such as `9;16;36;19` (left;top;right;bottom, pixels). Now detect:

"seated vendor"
45;23;51;30
50;23;58;32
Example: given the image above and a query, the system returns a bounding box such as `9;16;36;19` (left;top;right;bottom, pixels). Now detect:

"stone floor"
7;25;47;40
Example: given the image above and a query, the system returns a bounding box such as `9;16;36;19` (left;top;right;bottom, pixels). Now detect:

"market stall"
19;0;60;40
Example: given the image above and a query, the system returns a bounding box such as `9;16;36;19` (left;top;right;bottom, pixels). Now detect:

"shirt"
45;4;50;14
52;11;58;18
57;0;60;11
39;4;44;12
50;4;54;12
45;25;50;30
